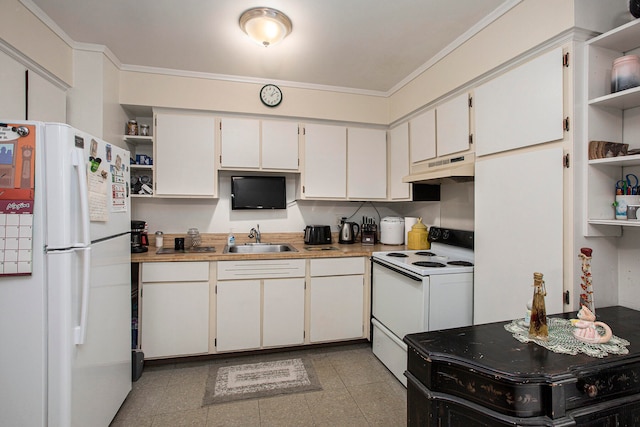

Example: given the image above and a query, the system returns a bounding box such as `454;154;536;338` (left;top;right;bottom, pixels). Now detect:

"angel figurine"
571;305;612;344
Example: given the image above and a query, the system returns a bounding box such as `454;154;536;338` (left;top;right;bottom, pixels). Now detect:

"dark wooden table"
404;306;640;426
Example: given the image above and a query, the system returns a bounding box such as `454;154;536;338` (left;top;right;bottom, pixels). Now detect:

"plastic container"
155;231;163;248
611;55;640;93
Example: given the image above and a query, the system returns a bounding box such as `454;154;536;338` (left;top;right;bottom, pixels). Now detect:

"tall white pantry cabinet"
473;40;583;325
474;20;640;324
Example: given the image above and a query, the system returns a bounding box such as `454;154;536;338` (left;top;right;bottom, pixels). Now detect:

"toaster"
304;225;332;245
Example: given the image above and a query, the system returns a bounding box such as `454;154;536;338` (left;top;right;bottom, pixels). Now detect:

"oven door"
372;259;428;338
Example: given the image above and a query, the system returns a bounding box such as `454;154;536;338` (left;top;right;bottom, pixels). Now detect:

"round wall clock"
260;84;283;107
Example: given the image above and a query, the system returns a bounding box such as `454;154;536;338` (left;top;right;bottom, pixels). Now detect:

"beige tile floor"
110;343;407;427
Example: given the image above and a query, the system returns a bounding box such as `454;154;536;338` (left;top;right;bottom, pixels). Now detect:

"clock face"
260;84;283;107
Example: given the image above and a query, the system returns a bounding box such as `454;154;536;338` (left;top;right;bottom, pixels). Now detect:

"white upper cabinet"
302;123;347;199
0;50;66;123
261;120;299;170
0;50;25;119
474;47;564;156
347;127;387;199
388;123;411;200
154;110;217;197
436;93;470;157
409;108;436;164
220;117;260;168
219;118;299;171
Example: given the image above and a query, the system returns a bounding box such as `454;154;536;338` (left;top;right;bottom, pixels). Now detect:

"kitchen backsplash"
131;176;473;235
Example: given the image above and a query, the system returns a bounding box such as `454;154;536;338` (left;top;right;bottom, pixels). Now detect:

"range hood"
403;153;475;184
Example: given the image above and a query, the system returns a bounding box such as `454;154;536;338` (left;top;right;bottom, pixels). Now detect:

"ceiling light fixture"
239;7;292;47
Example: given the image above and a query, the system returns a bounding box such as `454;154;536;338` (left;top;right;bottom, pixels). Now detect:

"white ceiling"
27;0;516;95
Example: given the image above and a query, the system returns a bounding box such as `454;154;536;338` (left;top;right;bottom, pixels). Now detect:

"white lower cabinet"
216;280;261;352
216;278;305;352
309;257;366;342
263;279;305;347
216;259;306;352
140;262;210;358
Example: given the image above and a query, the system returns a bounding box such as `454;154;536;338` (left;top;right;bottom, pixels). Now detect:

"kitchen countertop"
131;232;401;263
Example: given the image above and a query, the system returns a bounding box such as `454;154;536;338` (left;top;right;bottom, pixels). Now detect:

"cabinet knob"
584;383;598;398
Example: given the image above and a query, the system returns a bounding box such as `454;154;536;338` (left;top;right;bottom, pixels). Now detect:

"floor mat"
203;357;321;405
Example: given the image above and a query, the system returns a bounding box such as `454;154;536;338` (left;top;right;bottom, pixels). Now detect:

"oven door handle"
372;258;422;282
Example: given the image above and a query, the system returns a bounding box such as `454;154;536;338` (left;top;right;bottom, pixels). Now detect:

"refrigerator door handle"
71;149;91;247
74;247;91;345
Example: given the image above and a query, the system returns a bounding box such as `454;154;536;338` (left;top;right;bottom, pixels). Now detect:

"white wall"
67;50;103;136
119;71;389;126
618;228;640;310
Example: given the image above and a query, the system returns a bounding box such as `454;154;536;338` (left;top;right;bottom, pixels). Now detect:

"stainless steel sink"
222;243;298;254
156;246;216;254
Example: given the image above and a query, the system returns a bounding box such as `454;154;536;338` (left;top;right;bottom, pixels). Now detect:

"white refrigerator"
0;121;132;426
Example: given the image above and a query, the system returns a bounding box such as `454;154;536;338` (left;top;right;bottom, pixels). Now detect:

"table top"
404;306;640;381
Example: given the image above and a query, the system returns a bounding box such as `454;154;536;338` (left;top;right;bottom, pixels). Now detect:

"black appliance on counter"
304;225;332;245
131;220;149;253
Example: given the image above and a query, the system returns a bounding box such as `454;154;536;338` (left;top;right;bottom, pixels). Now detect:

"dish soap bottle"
227;229;235;248
407;218;429;250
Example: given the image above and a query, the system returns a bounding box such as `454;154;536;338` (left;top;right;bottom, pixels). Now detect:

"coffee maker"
131;220;149;253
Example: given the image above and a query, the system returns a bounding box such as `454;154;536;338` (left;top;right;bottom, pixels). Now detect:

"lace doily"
504;317;630;358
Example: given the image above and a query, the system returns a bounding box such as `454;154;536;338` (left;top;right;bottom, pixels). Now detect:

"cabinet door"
410;108;436;164
263;278;305;347
216;280;261;352
220;117;260;168
474;47;564;156
437;93;469;157
347;127;387;199
262;120;299;170
389;123;411;200
141;281;209;358
310;275;364;342
27;71;66;123
154;111;216;197
0;50;26;120
474;147;563;324
303;123;347;198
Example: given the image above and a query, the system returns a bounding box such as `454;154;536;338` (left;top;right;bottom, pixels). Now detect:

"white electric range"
370;227;474;386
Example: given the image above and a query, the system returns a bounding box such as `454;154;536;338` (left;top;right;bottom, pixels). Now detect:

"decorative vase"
631;0;640;18
578;248;594;315
528;272;548;341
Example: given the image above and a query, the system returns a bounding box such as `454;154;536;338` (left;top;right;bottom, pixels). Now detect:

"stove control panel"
428;227;474;250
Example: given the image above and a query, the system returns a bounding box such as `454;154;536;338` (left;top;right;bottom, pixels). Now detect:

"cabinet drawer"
142;261;209;282
566;361;640;411
217;259;305;280
310;257;364;277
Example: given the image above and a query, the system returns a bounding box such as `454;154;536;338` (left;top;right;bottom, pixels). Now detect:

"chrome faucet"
248;224;261;243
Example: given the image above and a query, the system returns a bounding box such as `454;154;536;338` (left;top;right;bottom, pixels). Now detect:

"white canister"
404;217;418;245
380;217;405;245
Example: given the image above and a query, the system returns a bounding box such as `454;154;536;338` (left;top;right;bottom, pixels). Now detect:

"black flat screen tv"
231;176;287;210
